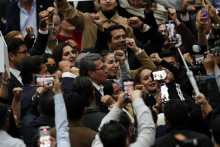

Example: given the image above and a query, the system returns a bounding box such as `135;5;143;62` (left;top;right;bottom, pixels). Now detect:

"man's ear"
88;71;94;79
8;52;16;61
164;117;170;128
107;41;111;50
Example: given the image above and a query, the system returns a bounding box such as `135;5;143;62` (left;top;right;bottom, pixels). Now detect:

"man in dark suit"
79;53;109;113
153;99;212;147
21;90;55;147
6;38;28;105
5;0;54;35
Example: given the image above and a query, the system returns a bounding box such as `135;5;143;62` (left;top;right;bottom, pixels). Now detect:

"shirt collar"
98;10;121;24
10;68;20;79
92;82;103;91
18;0;36;9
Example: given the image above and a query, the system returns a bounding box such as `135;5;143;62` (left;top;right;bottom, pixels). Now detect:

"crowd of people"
0;0;220;146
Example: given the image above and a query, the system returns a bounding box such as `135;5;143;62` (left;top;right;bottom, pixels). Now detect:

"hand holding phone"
151;70;167;81
39;126;51;147
33;74;54;87
123;79;134;102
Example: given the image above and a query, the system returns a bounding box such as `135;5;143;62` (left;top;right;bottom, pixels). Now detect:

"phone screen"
195;54;204;64
39;126;51;147
151;71;167;81
166;21;177;43
160;83;169;103
34;74;54;87
123;80;134;101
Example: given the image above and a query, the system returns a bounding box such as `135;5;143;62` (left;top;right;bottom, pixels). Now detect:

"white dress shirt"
93;82;104;96
10;68;23;85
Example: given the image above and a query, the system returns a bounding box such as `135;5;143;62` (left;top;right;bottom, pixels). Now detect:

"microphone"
192;44;207;53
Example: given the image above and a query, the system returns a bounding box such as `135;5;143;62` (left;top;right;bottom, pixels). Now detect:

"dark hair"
164;99;189;129
79;53;102;76
52;42;77;66
5;38;25;54
80;47;95;53
64;92;85;121
100;120;128;147
107;25;127;42
38;90;55;117
119;111;131;131
71;76;94;107
103;80;114;96
20;56;47;85
41;53;54;60
159;50;179;63
0;103;9;129
99;50;114;62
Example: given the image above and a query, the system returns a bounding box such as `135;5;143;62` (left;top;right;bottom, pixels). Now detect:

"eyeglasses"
94;65;106;71
16;50;28;55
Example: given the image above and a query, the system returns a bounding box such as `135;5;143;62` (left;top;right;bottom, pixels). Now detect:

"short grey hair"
79;53;102;76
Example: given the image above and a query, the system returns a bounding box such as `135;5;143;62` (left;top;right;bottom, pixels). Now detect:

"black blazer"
8;72;23;105
5;0;54;34
94;87;109;113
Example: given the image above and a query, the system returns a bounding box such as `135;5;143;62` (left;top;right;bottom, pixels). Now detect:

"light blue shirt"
18;0;37;36
54;93;71;147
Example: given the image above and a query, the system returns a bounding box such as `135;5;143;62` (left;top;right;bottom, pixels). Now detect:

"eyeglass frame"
93;65;106;71
16;50;28;55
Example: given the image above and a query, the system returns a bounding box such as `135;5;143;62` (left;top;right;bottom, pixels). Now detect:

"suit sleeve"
28;31;49;56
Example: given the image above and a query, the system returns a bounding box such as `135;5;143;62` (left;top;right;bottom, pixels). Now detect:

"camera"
209;39;220;56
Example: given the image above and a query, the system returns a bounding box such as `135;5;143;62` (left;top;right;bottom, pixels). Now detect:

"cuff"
135;48;143;55
39;29;48;34
206;74;215;80
180;12;190;21
62;72;77;78
141;25;151;32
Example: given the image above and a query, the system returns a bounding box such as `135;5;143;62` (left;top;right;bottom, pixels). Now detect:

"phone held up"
166;20;177;44
39;126;51;147
151;70;167;81
33;74;54;87
123;79;134;102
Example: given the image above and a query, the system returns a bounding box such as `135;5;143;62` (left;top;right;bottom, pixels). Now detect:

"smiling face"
62;45;77;67
112;82;122;101
139;69;158;93
99;0;117;12
104;53;119;78
108;29;127;51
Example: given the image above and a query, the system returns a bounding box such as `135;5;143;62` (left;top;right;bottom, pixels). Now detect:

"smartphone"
160;83;169;103
39;126;51;147
194;54;204;64
201;4;208;21
151;70;167;81
123;79;134;101
166;21;177;44
33;74;54;87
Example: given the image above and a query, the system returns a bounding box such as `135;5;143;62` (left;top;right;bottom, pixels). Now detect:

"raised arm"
53;73;70;147
55;0;89;31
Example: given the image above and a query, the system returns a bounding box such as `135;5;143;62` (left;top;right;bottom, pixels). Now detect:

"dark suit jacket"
20;85;37;119
8;72;23;105
94;87;109;113
5;0;54;34
153;130;212;147
21;115;54;147
82;107;107;132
